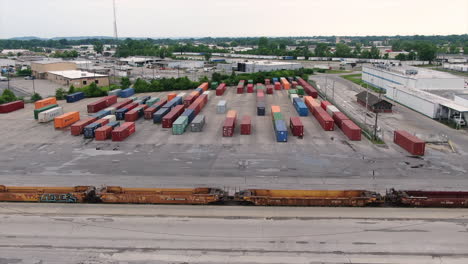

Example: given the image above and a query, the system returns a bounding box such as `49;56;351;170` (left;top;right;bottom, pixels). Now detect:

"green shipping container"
288;89;298;98
256;84;265;90
211;82;218;90
145;97;160;106
273;112;284;121
129;96;137;101
172;116;189;135
34;104;59;120
248;80;254;84
296;86;304;95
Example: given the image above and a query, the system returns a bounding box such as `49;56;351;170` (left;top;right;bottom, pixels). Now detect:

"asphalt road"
0;203;467;264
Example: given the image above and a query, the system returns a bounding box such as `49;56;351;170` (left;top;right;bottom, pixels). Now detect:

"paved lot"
0;77;65;97
0;203;467;264
0;85;467;192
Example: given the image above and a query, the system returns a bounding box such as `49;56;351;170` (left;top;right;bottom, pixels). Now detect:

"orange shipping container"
190;91;199;97
226;110;237;120
34;97;57;109
167;93;177;101
54;111;80;128
280;78;290;90
271;105;281;113
199;82;209;91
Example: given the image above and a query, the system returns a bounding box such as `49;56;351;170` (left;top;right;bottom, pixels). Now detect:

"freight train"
1;185;467;208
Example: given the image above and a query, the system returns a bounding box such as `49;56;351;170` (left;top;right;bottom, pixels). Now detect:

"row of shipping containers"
271;106;288;142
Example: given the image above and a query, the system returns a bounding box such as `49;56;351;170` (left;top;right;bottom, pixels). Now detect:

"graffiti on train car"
40;193;78;203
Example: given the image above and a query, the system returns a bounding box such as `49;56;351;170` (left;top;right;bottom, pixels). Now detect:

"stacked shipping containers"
296;77;318;98
271;106;288;142
215;83;227;96
223;110;237;137
237;80;245;94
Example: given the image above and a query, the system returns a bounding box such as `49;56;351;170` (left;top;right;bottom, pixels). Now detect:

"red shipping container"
274;82;281;90
0;100;24;113
187;94;208;114
290;117;304;138
94;118;110;127
71;117;98;136
321;101;331;111
112;122;136;141
112;99;133;110
216;83;227;96
151;100;167;112
237;86;244;94
162;105;184;128
341;120;361;141
125;105;148;122
144;106;157;119
265;79;270;85
291;81;298;88
240;115;251;135
394;130;425;156
223;117;235;137
333;112;350;129
266;85;273;94
247;84;254;93
87;95;117;113
313;106;334;131
95;125;113;141
304;86;318;98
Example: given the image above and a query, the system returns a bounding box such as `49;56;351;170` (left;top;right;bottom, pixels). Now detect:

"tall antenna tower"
113;0;119;40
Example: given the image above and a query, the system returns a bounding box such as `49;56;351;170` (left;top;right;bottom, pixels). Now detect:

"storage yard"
1;77;468;197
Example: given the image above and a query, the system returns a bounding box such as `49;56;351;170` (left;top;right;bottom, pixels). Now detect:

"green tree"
204;52;212;61
55;88;66;100
395;53;407;60
415;42;437;62
133;78;150;93
258;37;269;49
464;45;468;55
383;53;389;59
449;44;460;54
407;51;416;60
68;85;75;94
1;89;17;102
93;41;104;54
335;43;352;57
30;93;43;102
314;43;329;57
120;77;131;88
369;46;380;59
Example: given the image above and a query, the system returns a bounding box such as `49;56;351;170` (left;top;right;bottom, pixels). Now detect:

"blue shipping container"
107;121;120;128
119;88;135;98
162;97;183;109
274;120;288;142
83;123;102;139
153;107;171;123
181;109;196;123
272;77;279;83
195;88;204;95
115;108;130;120
92;109;112;119
65;92;85;103
293;98;308;116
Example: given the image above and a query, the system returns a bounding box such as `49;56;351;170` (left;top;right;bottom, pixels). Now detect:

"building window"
95;80;99;84
83;80;87;85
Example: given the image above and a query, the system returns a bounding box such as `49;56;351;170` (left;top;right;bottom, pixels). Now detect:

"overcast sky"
0;0;467;39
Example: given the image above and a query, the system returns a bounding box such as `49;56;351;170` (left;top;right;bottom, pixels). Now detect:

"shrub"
30;93;43;102
55;88;66;100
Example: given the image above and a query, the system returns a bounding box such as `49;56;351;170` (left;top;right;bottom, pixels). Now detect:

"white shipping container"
104;107;116;114
102;115;117;123
177;92;186;98
290;94;299;103
326;105;340;116
38;107;64;123
203;91;211;100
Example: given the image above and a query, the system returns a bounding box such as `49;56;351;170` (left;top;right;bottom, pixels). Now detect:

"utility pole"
32;77;35;94
373;92;382;140
332;80;335;101
7;70;10;90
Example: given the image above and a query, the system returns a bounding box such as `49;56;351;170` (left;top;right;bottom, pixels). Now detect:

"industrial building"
31;60;77;79
355;92;393;113
46;70;109;88
217;61;302;73
362;65;468;125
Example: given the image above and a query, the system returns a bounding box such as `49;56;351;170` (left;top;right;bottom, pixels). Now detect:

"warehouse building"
355;92;393;113
237;61;302;73
31;60;77;79
46;70;109;88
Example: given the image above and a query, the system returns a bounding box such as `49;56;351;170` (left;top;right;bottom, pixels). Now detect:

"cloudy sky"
0;0;467;38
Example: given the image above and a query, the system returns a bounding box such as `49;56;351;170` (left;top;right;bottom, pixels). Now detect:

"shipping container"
211;82;218;90
240;115;251;135
296;86;304;95
273;112;284;121
290;94;299;103
389;189;468;208
237;81;245;94
167;92;176;102
151;99;167;112
257;101;265;116
181;108;196;123
272;77;279;83
137;96;151;104
235;189;382;206
162;105;185;128
341;120;361;141
256;84;265;90
54;111;80;128
280;77;290;90
326;105;340;116
145;97;160;106
265;79;271;85
112;99;133;110
304;96;321;114
163;96;183;110
274;82;281;90
71;117;98;136
184;94;197;108
195;87;204;95
33;104;58;119
394;130;425;156
216;83;227;96
111;122;136;141
83;119;110;139
177;92;186;99
271;105;281;114
217;100;227;114
92;109;112;120
288;89;298;97
107;88;122;97
87;95;117;113
266;85;273;94
226;110;237;120
223;117;235;137
291;81;298;89
34;97;57;109
97;186;226;204
153;107;171;124
293;98;309;116
133;99;143;105
119;88;135;98
187;94;208;115
104;107;117;115
313;106;334;131
65;92;85;103
198;82;209;91
248;80;254;84
38;107;63;123
95;122;120;141
191;115;205;132
172;116;189;135
247;84;254;93
290;117;304;138
332;112;350;129
296;77;318;98
274;120;288;142
0;185;93;203
321;101;331;111
125;105;148;122
202;91;211;100
0;100;24;114
144;106;157;120
115;102;139;120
